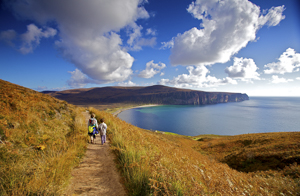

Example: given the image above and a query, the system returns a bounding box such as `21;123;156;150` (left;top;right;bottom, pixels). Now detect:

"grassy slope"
90;108;300;196
0;79;88;195
193;132;300;173
1;79;299;195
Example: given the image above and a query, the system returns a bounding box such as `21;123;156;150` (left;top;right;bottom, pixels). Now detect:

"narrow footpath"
64;114;126;195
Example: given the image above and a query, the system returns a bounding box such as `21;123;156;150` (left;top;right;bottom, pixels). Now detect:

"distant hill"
43;85;249;105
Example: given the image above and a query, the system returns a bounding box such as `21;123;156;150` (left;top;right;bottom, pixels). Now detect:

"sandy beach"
113;104;161;116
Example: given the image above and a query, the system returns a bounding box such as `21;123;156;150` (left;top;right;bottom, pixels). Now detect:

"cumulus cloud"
56;32;134;83
166;0;285;66
126;23;157;51
5;0;150;86
264;48;300;74
127;23;143;47
138;60;166;78
271;75;293;84
225;57;260;81
0;24;57;54
159;65;237;88
296;77;300;80
67;69;93;88
117;80;137;86
19;24;57;54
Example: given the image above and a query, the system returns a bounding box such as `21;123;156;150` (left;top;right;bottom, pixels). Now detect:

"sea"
117;97;300;136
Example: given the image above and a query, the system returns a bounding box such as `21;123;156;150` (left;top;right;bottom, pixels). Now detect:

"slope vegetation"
193;132;300;173
89;107;299;195
2;79;299;195
0;79;87;195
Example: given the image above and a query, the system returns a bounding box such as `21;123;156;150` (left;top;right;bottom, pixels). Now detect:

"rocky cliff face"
108;90;249;105
43;85;249;106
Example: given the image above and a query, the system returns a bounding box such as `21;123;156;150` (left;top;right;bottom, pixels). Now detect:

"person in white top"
98;118;107;145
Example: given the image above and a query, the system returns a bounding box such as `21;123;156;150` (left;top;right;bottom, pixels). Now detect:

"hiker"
98;118;107;145
88;113;98;144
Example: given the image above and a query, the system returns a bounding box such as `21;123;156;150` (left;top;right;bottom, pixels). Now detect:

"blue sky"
0;0;299;96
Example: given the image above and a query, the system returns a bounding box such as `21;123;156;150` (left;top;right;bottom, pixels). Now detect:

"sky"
0;0;300;97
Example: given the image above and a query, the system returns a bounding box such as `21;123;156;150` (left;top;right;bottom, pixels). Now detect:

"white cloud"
167;0;285;66
19;24;57;54
271;75;293;84
159;65;237;88
259;6;286;26
0;24;57;54
127;23;143;47
35;86;48;91
126;23;157;51
138;60;166;78
56;32;134;83
34;86;68;91
296;77;300;80
136;37;156;48
49;86;69;91
117;80;137;86
146;28;156;36
67;69;93;88
161;38;174;50
225;57;260;81
5;0;150;85
0;29;17;47
264;48;300;74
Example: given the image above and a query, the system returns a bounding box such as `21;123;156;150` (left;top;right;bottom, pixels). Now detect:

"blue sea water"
117;97;300;136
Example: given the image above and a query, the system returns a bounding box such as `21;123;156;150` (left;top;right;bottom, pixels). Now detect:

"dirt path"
64;113;127;196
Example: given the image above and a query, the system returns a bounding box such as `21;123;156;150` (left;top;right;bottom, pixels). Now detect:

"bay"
117;97;300;136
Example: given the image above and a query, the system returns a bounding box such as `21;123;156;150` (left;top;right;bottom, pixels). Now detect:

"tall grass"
89;107;300;195
0;79;88;195
193;132;300;173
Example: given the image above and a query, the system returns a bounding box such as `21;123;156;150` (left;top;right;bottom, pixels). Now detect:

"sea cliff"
43;85;249;106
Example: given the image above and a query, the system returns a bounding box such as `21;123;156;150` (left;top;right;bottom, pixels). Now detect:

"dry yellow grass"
90;107;300;195
0;79;88;195
1;78;299;195
193;132;300;173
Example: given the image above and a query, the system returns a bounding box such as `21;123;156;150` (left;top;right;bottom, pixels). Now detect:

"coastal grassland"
0;80;88;195
193;132;300;173
89;107;300;195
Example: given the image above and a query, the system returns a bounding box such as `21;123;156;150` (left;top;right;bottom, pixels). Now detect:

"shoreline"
112;104;162;116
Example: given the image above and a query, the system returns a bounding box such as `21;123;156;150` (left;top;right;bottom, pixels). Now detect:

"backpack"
88;125;95;134
88;119;96;134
